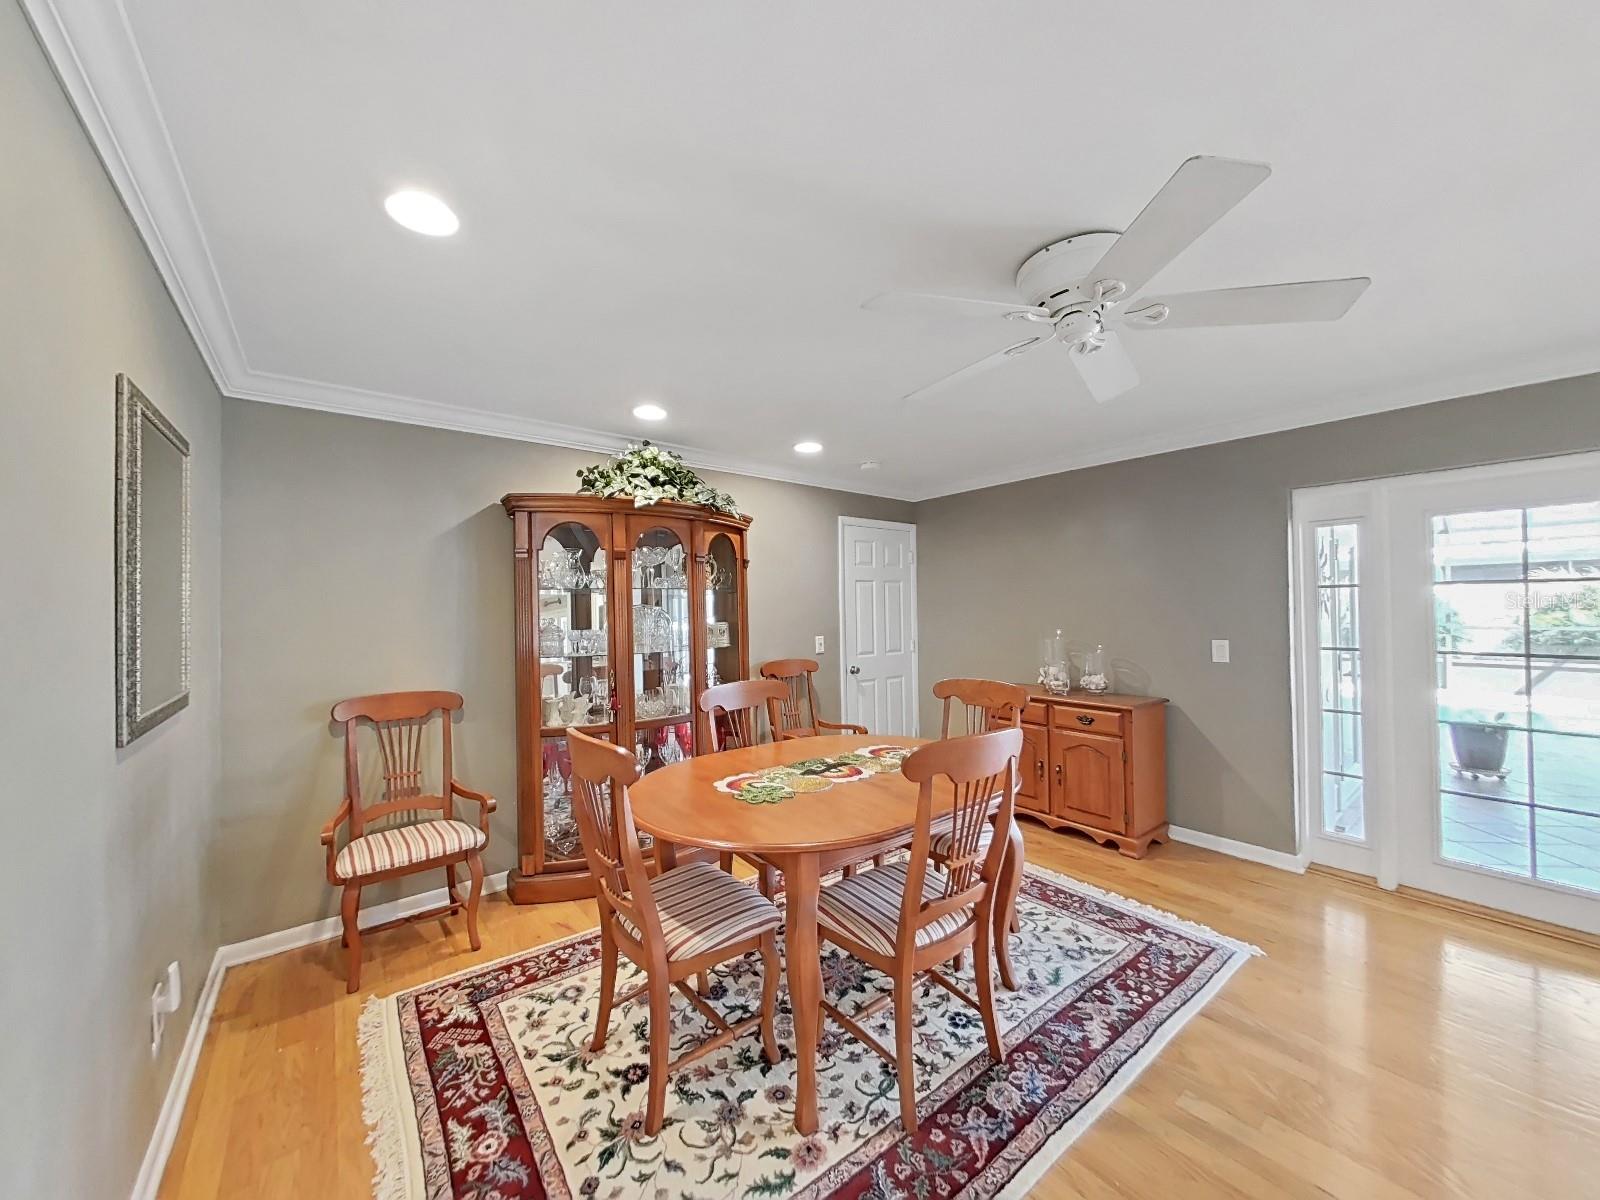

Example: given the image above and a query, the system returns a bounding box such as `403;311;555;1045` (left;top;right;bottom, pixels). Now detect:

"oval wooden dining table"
629;734;1024;1135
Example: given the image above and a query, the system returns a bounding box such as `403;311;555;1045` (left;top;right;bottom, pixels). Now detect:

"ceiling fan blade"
1069;333;1140;404
1086;156;1272;298
903;334;1051;403
1120;277;1372;330
864;290;1049;321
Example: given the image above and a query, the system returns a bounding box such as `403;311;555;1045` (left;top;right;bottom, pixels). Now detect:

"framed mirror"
115;374;191;747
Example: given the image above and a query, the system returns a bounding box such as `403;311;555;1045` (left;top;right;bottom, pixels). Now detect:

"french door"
1294;452;1600;933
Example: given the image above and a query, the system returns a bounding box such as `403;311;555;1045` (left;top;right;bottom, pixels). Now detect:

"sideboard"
1004;687;1169;858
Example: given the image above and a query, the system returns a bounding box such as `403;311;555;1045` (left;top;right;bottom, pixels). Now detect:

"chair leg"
444;863;459;910
341;882;362;994
645;970;672;1135
893;970;918;1132
465;853;484;951
591;925;618;1052
757;931;781;1065
974;916;1004;1063
994;824;1023;991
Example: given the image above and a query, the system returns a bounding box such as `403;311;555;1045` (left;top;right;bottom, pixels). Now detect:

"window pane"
1432;509;1524;582
1436;652;1529;730
1527;501;1600;578
1433;581;1526;656
1439;722;1530;805
1322;773;1365;839
1440;793;1531;877
1319;584;1358;649
1321;711;1363;776
1528;729;1600;818
1522;584;1600;660
1529;657;1600;737
1320;649;1362;713
1317;523;1358;585
1534;808;1600;893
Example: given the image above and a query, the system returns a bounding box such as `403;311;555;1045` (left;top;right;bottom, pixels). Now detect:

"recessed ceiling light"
859;460;880;471
794;441;823;455
384;189;459;237
632;403;668;422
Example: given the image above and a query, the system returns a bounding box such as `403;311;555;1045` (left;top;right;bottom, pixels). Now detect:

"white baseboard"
1167;826;1309;874
130;869;510;1199
218;870;510;969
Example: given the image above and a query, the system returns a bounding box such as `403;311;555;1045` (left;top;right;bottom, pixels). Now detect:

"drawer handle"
1076;714;1095;726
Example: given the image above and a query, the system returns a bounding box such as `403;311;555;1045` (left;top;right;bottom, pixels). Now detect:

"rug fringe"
1023;861;1265;958
358;994;412;1200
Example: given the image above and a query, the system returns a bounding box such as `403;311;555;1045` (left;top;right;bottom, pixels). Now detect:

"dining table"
628;733;1025;1135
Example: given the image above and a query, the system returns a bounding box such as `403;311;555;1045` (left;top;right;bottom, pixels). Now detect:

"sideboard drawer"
1050;705;1124;736
1021;700;1049;726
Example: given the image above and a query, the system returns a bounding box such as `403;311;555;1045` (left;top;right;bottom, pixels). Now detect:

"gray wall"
219;401;913;942
916;373;1600;853
1;7;224;1196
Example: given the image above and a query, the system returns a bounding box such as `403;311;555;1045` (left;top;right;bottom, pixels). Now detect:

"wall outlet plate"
814;635;825;654
1211;639;1230;663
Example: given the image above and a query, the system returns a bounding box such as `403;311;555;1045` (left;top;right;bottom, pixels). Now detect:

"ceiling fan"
864;156;1370;405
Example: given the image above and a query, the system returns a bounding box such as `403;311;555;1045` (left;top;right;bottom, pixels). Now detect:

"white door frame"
837;516;919;737
1292;450;1600;932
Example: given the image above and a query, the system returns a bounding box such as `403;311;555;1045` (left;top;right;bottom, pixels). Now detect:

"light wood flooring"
158;827;1600;1198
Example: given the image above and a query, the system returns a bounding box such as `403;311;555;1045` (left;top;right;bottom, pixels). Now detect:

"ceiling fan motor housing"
1015;231;1122;309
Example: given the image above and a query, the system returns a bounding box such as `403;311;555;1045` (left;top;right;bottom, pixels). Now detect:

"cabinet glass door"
632;525;695;775
704;532;742;690
537;520;610;864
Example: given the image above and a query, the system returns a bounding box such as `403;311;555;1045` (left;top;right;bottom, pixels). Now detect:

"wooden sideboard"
1003;687;1169;858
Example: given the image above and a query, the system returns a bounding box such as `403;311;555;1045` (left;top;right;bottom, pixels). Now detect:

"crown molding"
28;0;1600;511
230;366;923;501
920;350;1600;502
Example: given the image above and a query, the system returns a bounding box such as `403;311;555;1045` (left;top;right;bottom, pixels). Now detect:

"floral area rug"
358;862;1258;1200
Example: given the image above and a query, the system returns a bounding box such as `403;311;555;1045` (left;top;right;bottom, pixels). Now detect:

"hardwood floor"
158;826;1600;1198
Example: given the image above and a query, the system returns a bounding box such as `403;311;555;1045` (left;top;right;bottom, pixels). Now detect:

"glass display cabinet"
502;494;750;903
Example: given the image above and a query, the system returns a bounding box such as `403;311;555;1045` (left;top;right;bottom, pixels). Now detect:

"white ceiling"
32;1;1600;500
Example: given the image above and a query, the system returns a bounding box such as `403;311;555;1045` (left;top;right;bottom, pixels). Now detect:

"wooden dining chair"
933;677;1029;737
567;729;782;1135
759;657;867;740
321;691;495;993
931;678;1029;954
814;726;1022;1131
698;678;788;751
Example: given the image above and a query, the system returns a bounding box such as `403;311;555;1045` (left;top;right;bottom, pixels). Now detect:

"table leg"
783;852;822;1134
994;822;1024;991
654;837;678;873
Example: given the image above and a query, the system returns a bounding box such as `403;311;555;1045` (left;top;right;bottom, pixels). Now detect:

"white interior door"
839;518;918;736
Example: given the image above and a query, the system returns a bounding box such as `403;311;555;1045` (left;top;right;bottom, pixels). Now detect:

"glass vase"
1080;644;1111;693
1039;630;1071;695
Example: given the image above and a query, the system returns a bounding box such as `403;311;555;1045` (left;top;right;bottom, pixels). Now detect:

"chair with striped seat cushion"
815;726;1022;1133
817;861;971;957
321;692;496;994
334;818;487;880
568;728;782;1137
618;861;781;961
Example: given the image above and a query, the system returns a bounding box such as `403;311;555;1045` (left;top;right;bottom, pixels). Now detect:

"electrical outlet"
1211;639;1230;663
814;635;825;654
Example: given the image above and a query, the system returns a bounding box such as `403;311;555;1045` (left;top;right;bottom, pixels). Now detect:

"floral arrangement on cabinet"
576;442;741;516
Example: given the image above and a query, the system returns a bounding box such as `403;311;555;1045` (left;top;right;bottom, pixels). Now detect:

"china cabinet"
999;687;1169;858
501;494;751;903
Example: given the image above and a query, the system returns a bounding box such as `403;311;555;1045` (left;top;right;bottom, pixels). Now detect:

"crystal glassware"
1039;629;1070;695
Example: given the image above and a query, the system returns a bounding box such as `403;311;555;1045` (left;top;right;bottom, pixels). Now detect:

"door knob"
848;665;861;675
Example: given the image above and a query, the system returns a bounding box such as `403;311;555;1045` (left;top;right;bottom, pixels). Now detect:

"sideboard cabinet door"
1017;723;1049;813
1049;729;1127;833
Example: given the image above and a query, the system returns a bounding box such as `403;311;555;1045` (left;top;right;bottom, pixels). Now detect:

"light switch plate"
1211;639;1230;663
814;635;825;654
